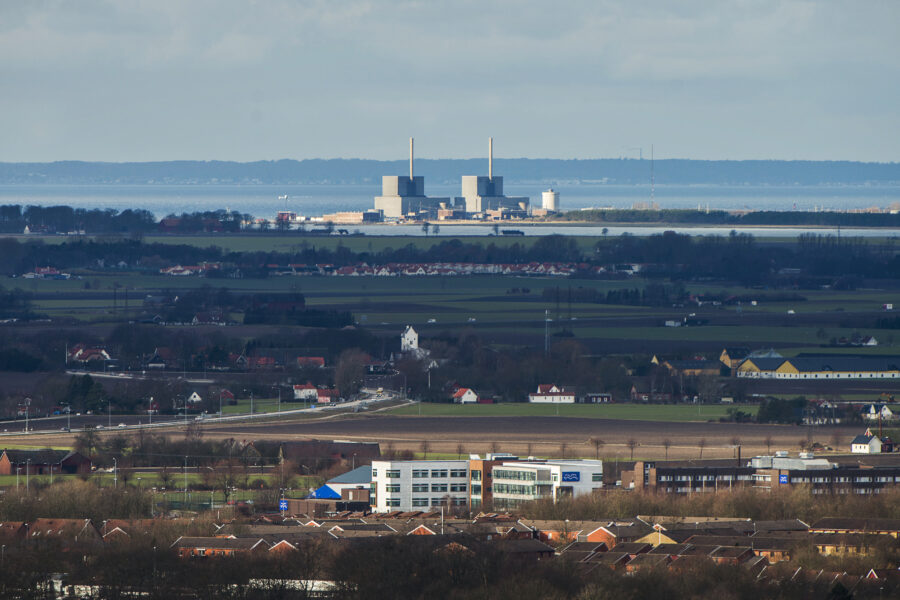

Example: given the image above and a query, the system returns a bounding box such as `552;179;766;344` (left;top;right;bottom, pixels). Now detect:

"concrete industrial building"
456;138;529;215
374;138;450;219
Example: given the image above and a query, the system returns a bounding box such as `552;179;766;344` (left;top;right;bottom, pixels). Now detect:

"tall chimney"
409;137;414;181
488;136;493;180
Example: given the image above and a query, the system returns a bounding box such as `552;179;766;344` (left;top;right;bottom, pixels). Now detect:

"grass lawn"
384;402;754;422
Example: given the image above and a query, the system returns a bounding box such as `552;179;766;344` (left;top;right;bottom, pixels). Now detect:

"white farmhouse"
851;432;883;454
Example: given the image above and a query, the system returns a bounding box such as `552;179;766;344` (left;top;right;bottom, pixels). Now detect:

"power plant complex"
373;138;558;221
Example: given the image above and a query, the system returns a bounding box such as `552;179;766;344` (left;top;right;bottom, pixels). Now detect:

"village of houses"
4;437;900;596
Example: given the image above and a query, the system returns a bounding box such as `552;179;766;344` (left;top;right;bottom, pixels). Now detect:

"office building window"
412;470;429;478
412;484;429;493
385;484;400;493
450;483;467;492
431;469;448;478
386;470;401;478
450;469;467;478
431;483;448;493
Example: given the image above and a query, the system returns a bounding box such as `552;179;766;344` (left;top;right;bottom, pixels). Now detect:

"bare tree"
560;442;568;459
662;439;672;461
627;438;638;461
829;431;843;452
456;443;465;459
698;438;707;459
419;440;431;460
731;437;742;458
590;437;605;460
526;442;534;457
384;441;396;459
490;441;500;454
764;436;774;455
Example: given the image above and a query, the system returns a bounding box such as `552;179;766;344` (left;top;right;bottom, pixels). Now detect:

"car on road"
117;423;127;428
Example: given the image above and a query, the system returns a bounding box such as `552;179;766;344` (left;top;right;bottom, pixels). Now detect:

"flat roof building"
456;138;529;214
374;138;450;219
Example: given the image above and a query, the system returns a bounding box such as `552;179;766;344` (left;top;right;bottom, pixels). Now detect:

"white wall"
371;459;469;512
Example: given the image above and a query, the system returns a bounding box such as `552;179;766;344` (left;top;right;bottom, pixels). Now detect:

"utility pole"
184;456;188;506
26;459;31;493
113;457;118;489
544;310;550;355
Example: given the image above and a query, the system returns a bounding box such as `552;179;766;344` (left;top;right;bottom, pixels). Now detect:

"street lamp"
113;457;118;489
26;459;31;493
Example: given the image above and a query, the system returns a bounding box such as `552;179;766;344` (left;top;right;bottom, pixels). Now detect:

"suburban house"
809;517;900;538
582;392;614;403
861;404;895;421
850;431;884;454
293;382;318;401
172;536;268;558
296;356;326;368
528;384;577;404
316;388;340;403
0;449;92;475
67;344;111;365
452;388;479;404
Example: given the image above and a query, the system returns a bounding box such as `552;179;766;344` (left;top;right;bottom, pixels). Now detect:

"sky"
1;0;898;162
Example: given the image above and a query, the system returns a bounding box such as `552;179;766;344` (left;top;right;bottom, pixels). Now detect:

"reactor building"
374;138;450;219
456;138;529;215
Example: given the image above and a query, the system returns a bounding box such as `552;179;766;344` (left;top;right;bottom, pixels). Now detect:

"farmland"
17;263;900;357
383;402;751;422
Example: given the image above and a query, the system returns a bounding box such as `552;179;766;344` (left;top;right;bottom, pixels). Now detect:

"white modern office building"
491;460;604;509
370;459;470;512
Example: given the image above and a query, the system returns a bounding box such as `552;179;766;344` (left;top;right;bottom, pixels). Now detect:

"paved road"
0;390;398;437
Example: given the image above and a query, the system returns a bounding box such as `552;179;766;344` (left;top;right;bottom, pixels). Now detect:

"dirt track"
7;414;865;462
198;415;860;461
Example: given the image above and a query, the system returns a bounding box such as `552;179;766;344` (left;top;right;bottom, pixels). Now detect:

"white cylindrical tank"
542;189;559;211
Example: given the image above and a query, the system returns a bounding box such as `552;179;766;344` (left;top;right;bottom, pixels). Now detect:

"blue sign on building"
778;474;788;484
279;499;289;511
561;471;580;482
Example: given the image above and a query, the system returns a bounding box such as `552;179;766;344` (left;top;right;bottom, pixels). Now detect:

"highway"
0;389;399;438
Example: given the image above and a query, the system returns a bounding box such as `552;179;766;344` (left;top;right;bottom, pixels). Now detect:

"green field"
384;402;754;422
11;230;900;354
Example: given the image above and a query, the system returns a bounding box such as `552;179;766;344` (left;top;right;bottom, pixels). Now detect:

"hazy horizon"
2;1;898;163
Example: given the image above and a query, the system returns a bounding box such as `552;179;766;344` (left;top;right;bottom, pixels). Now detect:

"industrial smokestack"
409;137;414;181
489;137;493;180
